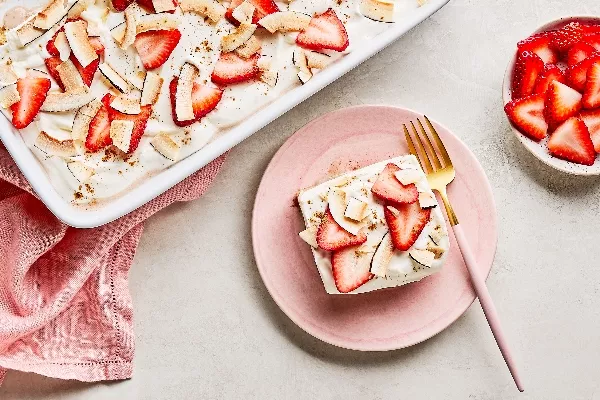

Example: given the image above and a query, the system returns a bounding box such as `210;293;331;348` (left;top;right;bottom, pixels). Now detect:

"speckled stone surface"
2;0;600;398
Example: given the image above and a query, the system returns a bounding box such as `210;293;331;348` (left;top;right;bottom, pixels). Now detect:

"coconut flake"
328;188;362;235
68;0;94;18
35;131;78;157
110;23;126;44
344;197;368;221
67;161;94;182
257;56;277;87
15;19;45;46
136;13;180;34
64;20;98;67
305;51;331;69
235;35;261;58
359;0;394;22
120;3;140;49
56;59;85;91
394;169;421;185
151;133;180;161
54;31;71;61
41;88;94;112
99;62;131;93
141;71;163;106
179;0;226;22
370;232;393;277
418;191;437;209
258;11;311;33
109;119;134;153
111;95;141;114
298;226;318;248
297;69;312;84
409;249;435;268
175;63;197;122
0;63;18;86
71;99;102;141
34;0;69;30
0;84;20;108
429;225;445;245
426;242;444;259
232;1;255;24
152;0;177;12
221;23;256;53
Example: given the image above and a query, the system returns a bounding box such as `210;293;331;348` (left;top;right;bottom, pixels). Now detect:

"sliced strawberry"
567;42;597;66
511;51;544;99
580;109;600;152
371;163;418;204
296;9;349;52
44;56;66;91
583;61;600;109
211;52;259;85
583;24;600;35
85;94;112;152
517;32;558;64
566;53;600;92
46;18;87;57
112;0;135;11
169;77;223;127
71;56;99;87
547;117;595;165
551;22;586;52
316;208;367;251
331;246;374;293
584;33;600;51
226;0;279;25
136;0;177;13
10;77;51;129
504;94;548;141
544;80;583;131
533;64;565;95
383;202;431;251
134;29;181;70
105;94;152;154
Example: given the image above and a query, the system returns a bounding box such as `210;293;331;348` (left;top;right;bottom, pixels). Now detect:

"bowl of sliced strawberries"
503;16;600;174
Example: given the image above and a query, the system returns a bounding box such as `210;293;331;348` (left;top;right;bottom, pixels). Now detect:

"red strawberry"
566;53;600;92
567;42;597;66
71;56;99;87
533;64;565;95
511;51;544;99
296;9;349;52
136;0;177;13
44;57;66;91
316;208;367;251
134;29;181;70
551;22;586;52
371;163;418;204
517;32;558;64
169;77;223;127
10;77;51;129
504;94;548;141
112;0;134;11
225;0;279;25
383;203;431;251
331;246;374;293
85;94;112;152
583;61;600;109
46;18;88;57
106;94;152;154
580;109;600;152
584;33;600;51
211;52;259;85
583;24;600;35
547;117;595;165
544;80;583;131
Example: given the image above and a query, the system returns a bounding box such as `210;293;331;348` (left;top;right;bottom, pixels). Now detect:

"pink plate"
252;105;497;351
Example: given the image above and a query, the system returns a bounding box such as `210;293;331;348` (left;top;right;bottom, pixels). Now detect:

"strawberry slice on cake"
169;77;223;127
384;202;432;251
316;208;367;251
134;29;182;70
371;163;419;204
296;9;349;52
211;52;259;85
10;77;51;129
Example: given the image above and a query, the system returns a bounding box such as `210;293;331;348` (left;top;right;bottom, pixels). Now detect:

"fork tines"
404;116;452;174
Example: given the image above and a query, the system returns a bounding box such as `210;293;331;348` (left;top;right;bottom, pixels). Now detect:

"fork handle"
452;224;524;392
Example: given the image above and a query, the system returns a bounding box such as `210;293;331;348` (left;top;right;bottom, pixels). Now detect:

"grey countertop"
3;0;600;398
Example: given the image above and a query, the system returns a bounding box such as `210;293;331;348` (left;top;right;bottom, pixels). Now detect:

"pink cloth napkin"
0;143;226;384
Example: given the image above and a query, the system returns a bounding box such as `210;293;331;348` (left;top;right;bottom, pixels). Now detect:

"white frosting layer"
0;0;421;204
297;155;450;295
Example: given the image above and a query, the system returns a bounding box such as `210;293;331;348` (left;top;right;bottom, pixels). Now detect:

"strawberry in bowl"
503;17;600;174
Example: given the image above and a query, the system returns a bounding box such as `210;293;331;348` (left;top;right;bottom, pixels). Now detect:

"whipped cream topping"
297;155;450;294
0;0;422;205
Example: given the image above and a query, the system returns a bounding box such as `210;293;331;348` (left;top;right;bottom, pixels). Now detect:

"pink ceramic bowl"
502;15;600;176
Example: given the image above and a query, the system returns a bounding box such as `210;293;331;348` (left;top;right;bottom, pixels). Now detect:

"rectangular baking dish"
0;0;449;228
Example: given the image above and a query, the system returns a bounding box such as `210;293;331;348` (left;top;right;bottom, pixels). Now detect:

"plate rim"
252;104;498;352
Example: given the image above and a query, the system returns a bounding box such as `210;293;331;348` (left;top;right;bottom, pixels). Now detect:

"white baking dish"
0;0;449;228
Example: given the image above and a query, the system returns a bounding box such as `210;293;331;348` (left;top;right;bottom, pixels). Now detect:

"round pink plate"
252;105;498;351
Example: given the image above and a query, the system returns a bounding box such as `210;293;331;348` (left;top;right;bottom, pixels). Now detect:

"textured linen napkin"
0;142;226;384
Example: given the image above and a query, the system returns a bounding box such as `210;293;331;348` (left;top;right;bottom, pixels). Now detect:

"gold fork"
405;116;524;392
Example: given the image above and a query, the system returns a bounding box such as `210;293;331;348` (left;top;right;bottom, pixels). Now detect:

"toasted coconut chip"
394;168;420;185
235;35;261;58
298;226;317;248
111;23;126;44
65;20;98;67
56;59;85;91
370;232;393;277
305;51;331;69
34;0;68;30
180;0;226;23
41;88;94;112
67;161;94;182
0;63;18;85
0;84;20;108
120;4;139;49
87;21;101;37
417;0;427;6
68;0;94;18
151;133;180;161
16;19;46;46
111;94;141;114
141;71;163;106
99;62;131;93
292;47;309;73
71;99;102;141
221;23;256;53
153;0;177;12
110;119;134;152
359;0;394;22
344;197;368;221
329;188;362;235
35;131;78;157
426;242;444;259
232;1;255;24
409;249;435;268
175;63;197;121
297;69;311;84
136;13;179;34
54;31;71;61
129;71;145;90
28;69;51;79
257;56;277;87
429;224;445;245
418;191;437;209
258;11;311;33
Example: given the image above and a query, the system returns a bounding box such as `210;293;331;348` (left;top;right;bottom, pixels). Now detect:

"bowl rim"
502;15;600;176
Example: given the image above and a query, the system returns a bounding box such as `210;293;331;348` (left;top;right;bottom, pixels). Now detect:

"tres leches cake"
297;155;449;294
